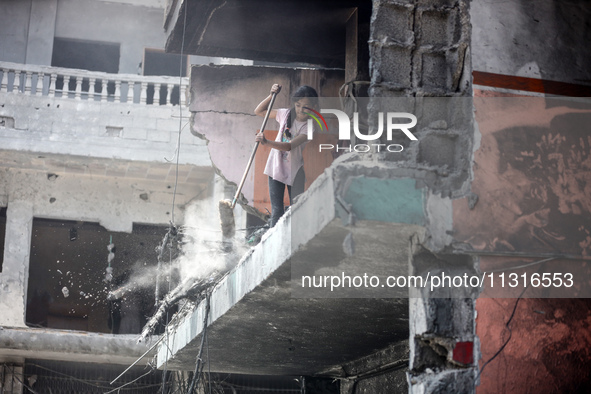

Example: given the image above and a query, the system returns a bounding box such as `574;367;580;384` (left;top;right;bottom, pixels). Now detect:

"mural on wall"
453;96;591;258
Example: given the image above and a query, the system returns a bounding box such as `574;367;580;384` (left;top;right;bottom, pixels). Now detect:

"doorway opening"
51;37;120;96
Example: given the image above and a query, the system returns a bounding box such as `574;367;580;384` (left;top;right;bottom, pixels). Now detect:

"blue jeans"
268;167;305;227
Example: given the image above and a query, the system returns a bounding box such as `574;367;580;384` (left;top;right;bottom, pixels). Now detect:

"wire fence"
23;360;167;394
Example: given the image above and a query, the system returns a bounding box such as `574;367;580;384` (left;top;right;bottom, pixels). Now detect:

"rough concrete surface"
0;92;209;167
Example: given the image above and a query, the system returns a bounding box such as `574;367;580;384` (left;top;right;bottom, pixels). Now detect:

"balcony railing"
0;61;188;106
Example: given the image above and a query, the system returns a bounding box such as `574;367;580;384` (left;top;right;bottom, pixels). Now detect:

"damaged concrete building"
0;0;250;391
1;0;591;393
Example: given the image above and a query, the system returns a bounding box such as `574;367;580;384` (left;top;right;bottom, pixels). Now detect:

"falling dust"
113;197;250;340
176;197;247;281
41;197;249;333
110;197;248;299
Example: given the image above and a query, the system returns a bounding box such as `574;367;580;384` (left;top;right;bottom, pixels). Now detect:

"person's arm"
254;84;281;119
256;132;307;151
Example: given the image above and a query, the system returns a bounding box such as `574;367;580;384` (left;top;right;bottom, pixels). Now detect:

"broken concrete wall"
188;64;344;215
151;0;591;391
408;247;478;391
156;158;419;376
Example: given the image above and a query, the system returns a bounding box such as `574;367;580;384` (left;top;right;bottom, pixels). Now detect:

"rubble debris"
138;272;221;343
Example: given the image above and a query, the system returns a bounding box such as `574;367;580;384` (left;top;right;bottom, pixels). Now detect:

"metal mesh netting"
23;360;166;393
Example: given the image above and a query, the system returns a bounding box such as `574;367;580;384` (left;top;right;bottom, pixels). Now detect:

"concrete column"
25;0;58;66
0;201;33;328
369;0;475;392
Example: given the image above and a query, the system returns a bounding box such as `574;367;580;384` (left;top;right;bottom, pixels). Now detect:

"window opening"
26;219;169;334
51;38;120;97
143;48;187;105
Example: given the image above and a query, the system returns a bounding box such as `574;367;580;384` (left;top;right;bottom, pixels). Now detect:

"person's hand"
270;84;282;95
255;131;267;144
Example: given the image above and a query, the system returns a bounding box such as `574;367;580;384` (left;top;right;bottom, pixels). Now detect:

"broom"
219;90;279;238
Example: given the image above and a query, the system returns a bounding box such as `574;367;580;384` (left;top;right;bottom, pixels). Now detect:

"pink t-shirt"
263;108;312;185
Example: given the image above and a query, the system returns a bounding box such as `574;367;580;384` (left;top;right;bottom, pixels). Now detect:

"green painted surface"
343;177;425;224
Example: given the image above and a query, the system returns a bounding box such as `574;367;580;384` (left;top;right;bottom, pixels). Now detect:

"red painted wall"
477;297;591;393
463;86;591;392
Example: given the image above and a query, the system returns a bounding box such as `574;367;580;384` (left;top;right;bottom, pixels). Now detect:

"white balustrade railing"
0;61;188;106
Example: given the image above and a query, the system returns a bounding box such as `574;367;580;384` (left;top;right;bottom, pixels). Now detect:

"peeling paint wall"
453;97;591;258
466;0;591;392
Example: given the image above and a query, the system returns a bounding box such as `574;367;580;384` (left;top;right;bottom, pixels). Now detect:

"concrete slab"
165;0;373;68
156;156;428;375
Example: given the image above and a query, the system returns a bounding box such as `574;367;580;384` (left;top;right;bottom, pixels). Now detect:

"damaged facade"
1;0;591;393
0;0;249;391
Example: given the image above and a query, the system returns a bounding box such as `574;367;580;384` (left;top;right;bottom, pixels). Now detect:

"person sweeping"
254;83;319;228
